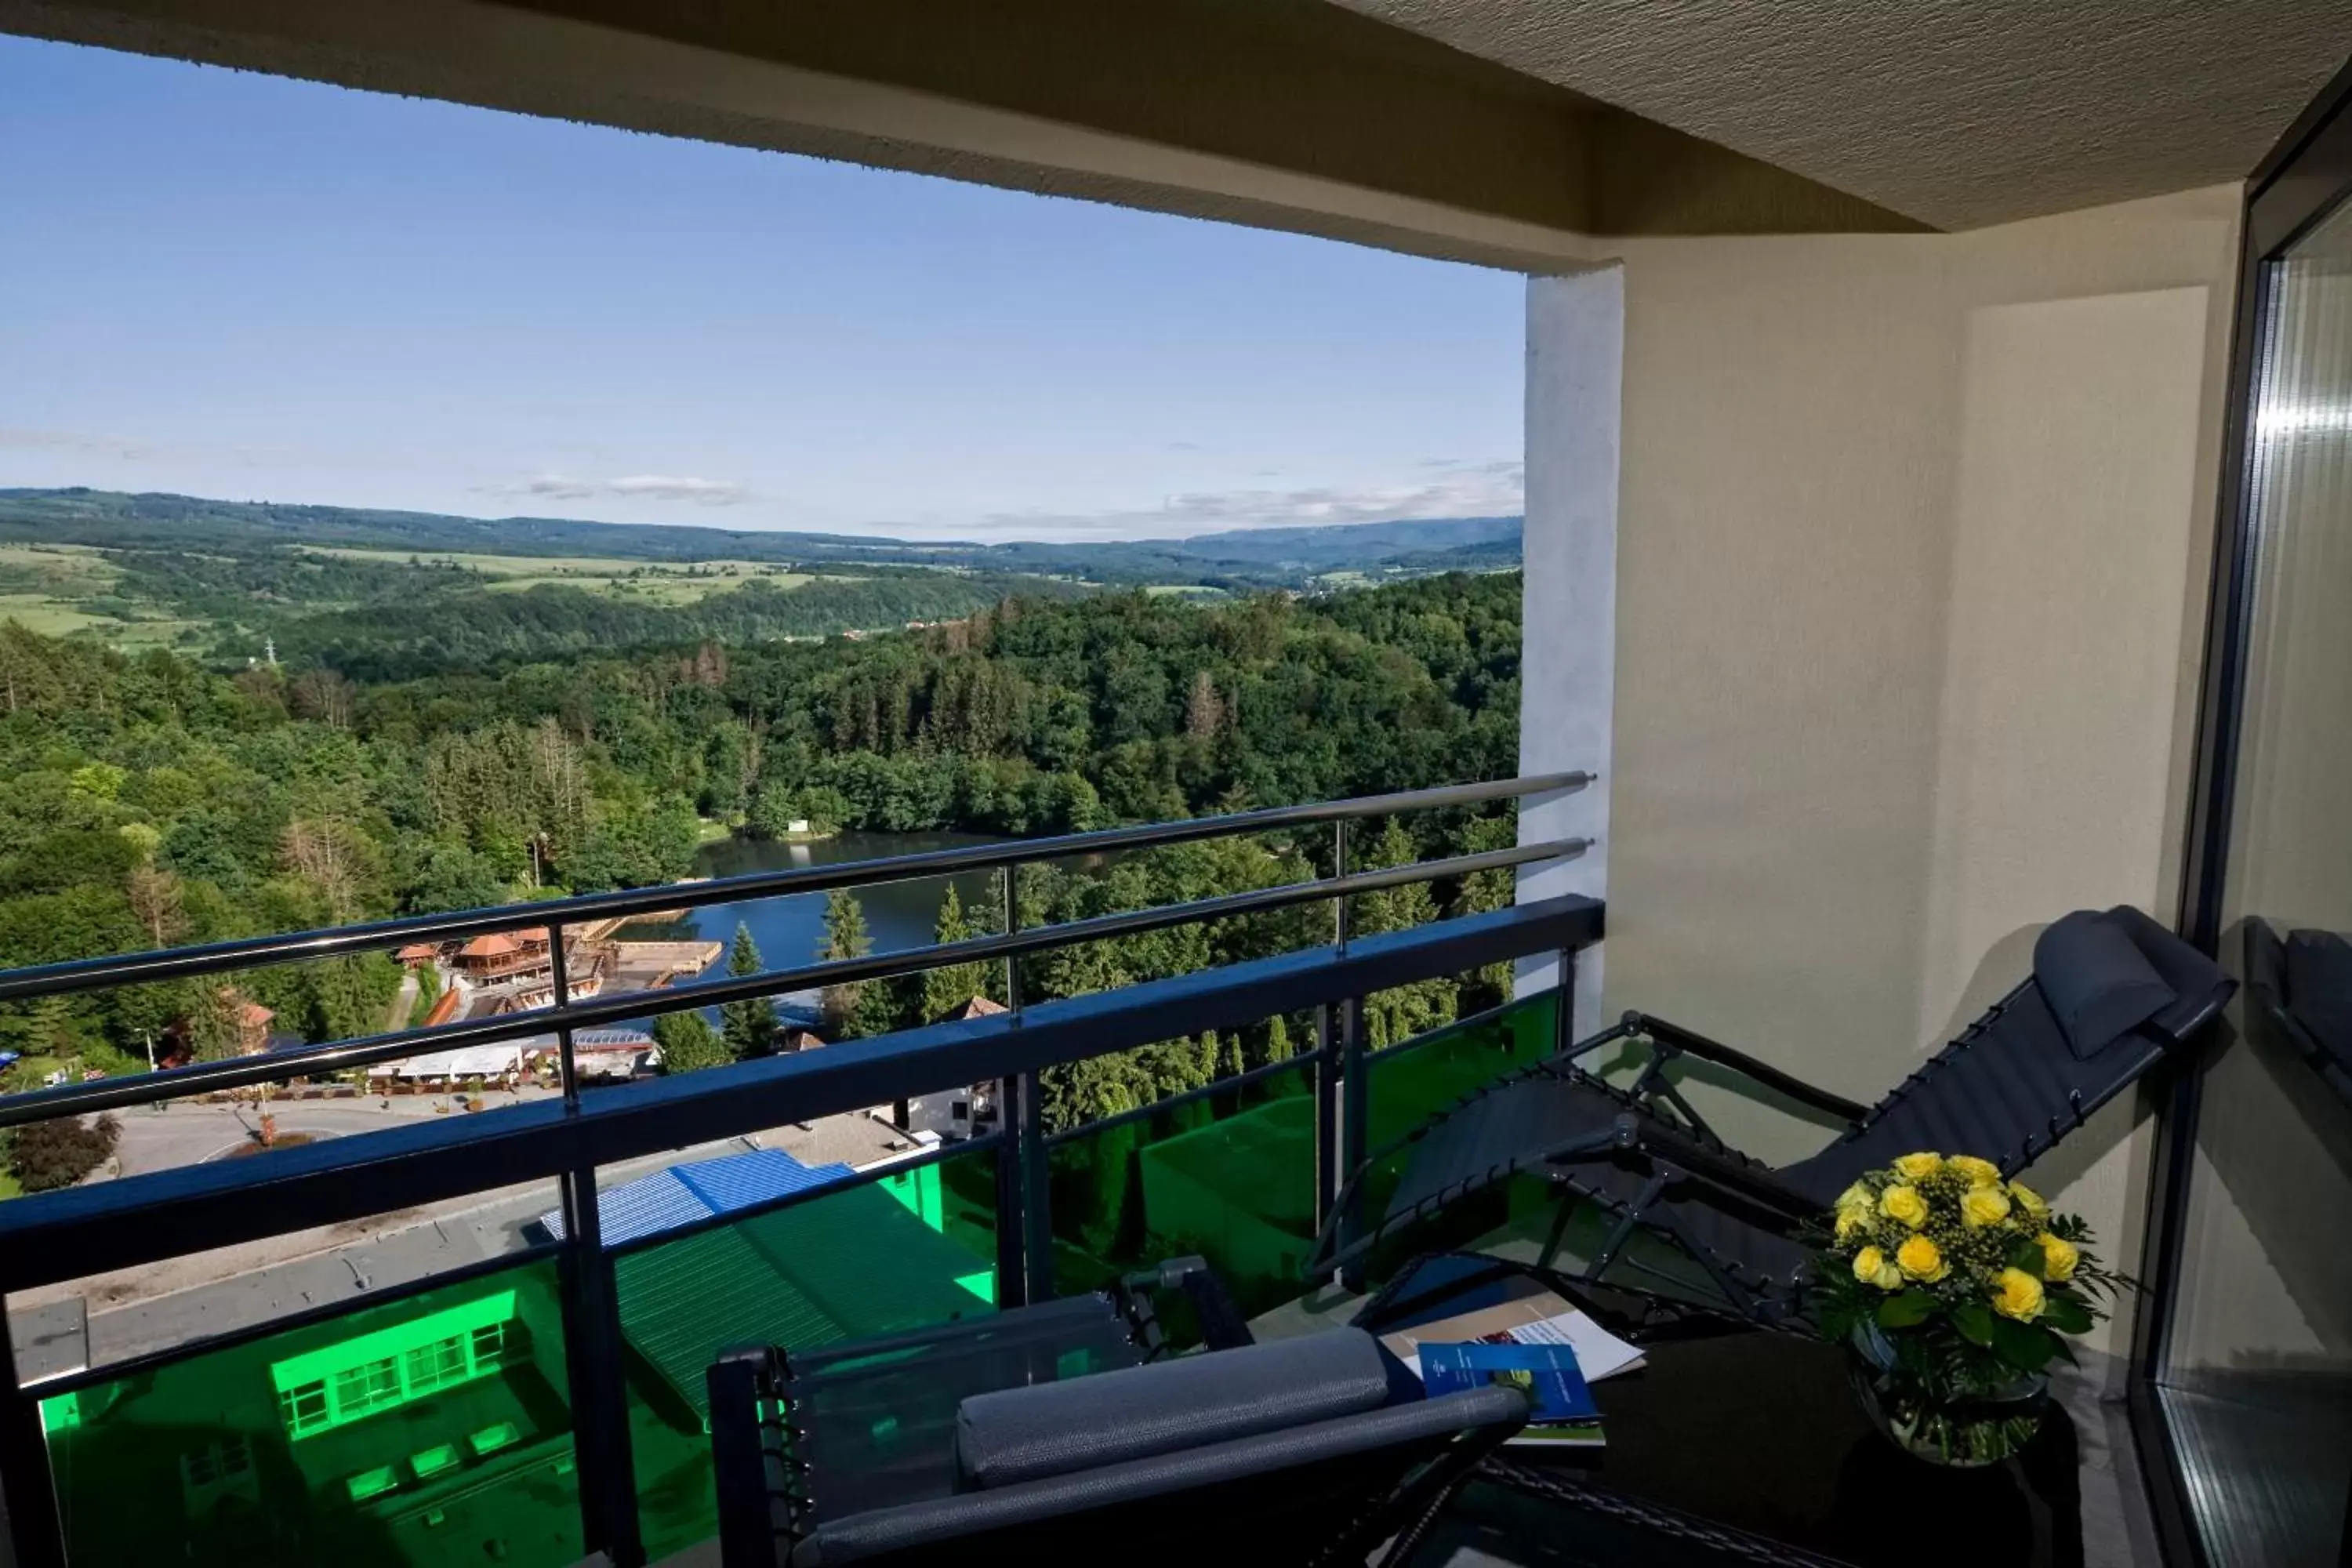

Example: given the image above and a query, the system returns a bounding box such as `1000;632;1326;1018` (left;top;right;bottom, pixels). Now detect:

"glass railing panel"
612;1147;1001;1563
36;1255;579;1568
1046;1054;1317;1324
8;1176;565;1388
1356;989;1561;1270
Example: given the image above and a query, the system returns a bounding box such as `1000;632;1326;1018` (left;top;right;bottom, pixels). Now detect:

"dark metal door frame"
2132;48;2352;1568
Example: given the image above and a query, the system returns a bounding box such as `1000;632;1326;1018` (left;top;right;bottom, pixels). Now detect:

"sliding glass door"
2143;64;2352;1568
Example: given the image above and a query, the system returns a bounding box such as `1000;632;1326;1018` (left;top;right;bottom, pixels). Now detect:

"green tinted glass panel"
39;1258;580;1568
1357;991;1562;1272
615;1147;1000;1563
1047;1062;1316;1325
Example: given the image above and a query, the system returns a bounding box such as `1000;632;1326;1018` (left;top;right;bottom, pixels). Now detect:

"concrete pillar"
1515;267;1621;1039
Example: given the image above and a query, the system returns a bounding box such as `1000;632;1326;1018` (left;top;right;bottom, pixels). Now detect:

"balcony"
4;4;2350;1564
0;775;1602;1566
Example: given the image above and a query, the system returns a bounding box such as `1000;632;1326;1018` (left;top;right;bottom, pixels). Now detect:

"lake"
620;830;1004;1025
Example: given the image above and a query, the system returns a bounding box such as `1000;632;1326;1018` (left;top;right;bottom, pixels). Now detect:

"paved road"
107;1089;565;1177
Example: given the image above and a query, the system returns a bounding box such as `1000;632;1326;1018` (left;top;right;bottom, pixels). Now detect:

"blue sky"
0;37;1525;542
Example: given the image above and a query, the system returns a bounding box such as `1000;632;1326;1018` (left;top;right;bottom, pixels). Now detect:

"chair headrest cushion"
2034;910;2176;1059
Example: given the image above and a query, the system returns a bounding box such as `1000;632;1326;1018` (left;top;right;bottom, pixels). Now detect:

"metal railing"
0;771;1599;1568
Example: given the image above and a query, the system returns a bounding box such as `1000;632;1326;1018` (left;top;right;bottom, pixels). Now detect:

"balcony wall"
1526;183;2243;1356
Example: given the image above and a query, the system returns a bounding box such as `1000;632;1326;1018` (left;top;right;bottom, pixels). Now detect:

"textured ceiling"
1325;0;2352;229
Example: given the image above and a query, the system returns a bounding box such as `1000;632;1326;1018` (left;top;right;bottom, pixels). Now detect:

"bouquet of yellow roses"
1809;1150;2129;1465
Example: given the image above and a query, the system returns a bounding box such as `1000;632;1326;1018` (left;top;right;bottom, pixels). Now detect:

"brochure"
1415;1339;1605;1446
1379;1287;1646;1384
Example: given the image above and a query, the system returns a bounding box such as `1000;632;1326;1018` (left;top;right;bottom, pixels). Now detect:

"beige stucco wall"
1573;184;2241;1355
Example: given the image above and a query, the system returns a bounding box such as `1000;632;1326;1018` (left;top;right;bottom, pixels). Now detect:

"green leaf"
2040;1294;2093;1334
1987;1316;2060;1372
2007;1239;2048;1277
1952;1300;1995;1346
1878;1291;1937;1329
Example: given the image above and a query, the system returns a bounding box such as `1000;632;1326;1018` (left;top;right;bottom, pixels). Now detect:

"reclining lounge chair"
706;1259;1528;1566
2245;916;2352;1110
1314;906;2234;1324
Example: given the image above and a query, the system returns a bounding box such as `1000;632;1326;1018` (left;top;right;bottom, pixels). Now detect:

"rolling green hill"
0;488;1519;587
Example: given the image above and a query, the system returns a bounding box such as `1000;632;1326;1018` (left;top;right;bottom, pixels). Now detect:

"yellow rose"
2009;1181;2049;1220
1835;1204;1871;1242
2036;1232;2079;1283
1835;1181;1876;1211
1993;1267;2045;1320
1853;1246;1903;1290
1878;1183;1929;1229
1892;1152;1944;1181
1896;1234;1948;1283
1961;1186;2013;1229
1947;1155;2002;1187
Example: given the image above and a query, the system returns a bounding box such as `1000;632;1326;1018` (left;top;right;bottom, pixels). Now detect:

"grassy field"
0;543;200;643
1142;583;1229;600
0;594;119;636
299;546;822;604
0;541;122;590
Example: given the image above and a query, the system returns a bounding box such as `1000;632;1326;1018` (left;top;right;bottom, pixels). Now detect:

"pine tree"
918;884;996;1026
653;1010;729;1074
1262;1013;1294;1065
0;994;75;1058
720;923;778;1059
1209;1027;1243;1082
1350;820;1458;1049
818;887;872;1035
185;985;245;1063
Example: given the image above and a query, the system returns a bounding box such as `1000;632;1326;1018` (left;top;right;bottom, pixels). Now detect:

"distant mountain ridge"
0;487;1520;587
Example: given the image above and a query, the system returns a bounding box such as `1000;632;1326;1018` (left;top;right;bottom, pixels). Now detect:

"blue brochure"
1417;1339;1603;1445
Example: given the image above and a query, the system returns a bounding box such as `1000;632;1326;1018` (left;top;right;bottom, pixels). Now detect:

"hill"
0;488;1520;588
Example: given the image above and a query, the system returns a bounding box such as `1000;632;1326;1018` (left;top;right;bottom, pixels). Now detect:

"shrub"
9;1112;122;1193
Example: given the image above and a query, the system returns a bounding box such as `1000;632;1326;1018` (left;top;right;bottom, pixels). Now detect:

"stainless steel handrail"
0;771;1590;1002
0;834;1588;1128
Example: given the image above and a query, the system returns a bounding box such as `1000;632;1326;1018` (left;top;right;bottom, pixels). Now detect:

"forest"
0;569;1526;1136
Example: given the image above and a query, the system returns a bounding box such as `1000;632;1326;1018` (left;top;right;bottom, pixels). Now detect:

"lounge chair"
2245;918;2352;1110
706;1258;1527;1566
1314;906;2234;1324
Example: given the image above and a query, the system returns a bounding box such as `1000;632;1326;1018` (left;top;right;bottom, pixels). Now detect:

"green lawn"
299;546;825;604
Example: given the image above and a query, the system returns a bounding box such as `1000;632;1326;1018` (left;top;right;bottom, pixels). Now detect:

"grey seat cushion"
954;1327;1392;1490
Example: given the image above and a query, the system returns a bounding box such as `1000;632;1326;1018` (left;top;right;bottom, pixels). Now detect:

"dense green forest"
265;568;1084;681
0;570;1524;1130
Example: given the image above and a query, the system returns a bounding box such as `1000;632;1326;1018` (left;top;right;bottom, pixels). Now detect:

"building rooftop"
534;1148;858;1249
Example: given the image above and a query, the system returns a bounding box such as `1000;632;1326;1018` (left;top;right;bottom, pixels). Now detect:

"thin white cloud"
975;460;1522;541
0;426;156;461
481;473;752;507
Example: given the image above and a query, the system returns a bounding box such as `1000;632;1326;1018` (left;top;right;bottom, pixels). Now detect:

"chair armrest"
1625;1012;1871;1124
1611;1112;1822;1225
807;1385;1529;1564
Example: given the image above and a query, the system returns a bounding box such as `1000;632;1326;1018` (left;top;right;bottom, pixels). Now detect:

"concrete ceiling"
0;0;1924;281
1325;0;2352;229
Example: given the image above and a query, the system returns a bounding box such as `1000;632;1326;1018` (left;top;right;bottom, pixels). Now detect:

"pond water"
620;830;1004;1024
